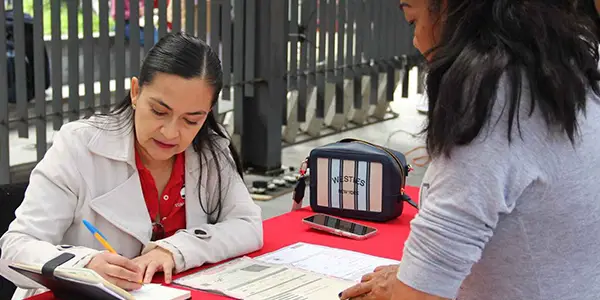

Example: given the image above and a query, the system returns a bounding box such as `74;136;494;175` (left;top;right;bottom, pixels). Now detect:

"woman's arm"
0;124;101;286
142;150;263;273
394;114;541;299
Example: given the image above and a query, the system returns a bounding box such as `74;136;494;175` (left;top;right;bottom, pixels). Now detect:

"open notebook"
8;261;190;300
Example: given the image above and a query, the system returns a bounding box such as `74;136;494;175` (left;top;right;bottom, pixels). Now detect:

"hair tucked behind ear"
99;32;241;224
423;0;600;158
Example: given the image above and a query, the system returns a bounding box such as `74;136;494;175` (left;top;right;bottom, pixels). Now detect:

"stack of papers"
174;257;353;300
255;242;400;283
130;284;191;300
173;242;400;300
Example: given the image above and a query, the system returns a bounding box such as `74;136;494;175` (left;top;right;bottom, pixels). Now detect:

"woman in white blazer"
0;32;263;299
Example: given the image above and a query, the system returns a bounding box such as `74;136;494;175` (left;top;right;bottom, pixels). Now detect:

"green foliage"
20;0;115;37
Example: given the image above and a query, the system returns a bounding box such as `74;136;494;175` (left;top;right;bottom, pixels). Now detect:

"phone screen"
304;214;376;236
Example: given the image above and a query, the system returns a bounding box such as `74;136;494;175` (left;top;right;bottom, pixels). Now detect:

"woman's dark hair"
423;0;600;158
577;0;600;38
102;32;241;224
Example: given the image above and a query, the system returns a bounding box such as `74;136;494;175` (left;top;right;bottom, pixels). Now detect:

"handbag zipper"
340;139;407;195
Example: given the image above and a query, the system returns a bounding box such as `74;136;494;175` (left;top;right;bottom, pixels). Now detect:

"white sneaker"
416;95;429;114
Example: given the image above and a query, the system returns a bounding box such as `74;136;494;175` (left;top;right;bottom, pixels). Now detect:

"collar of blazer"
82;115;232;176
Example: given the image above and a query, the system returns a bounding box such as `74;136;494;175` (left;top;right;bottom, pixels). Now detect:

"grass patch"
16;1;115;37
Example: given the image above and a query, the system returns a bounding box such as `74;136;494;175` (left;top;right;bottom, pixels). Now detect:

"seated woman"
0;32;263;299
340;1;600;300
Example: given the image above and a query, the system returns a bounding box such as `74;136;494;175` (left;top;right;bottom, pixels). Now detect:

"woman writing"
0;32;263;299
340;1;600;300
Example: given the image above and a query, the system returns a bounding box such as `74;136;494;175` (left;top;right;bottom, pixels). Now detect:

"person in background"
340;0;600;299
0;32;263;300
111;0;159;45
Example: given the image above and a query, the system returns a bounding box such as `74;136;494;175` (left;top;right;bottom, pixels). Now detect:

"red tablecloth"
28;186;419;300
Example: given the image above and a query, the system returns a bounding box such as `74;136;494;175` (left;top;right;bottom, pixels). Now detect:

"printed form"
173;257;354;300
255;242;400;282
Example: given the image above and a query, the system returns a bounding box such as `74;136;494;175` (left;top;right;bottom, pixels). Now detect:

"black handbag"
294;138;418;222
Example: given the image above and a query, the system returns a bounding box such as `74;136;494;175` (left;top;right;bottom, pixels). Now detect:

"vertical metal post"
233;0;245;140
344;0;355;78
130;0;141;78
13;0;28;137
221;0;232;100
307;0;317;88
115;0;126;106
172;0;182;32
99;0;111;112
316;0;326;118
385;0;395;102
335;0;345;114
348;0;361;110
241;0;286;173
197;0;207;40
345;0;354;80
185;0;195;33
289;0;299;93
67;0;80;121
50;0;62;128
209;0;220;113
158;0;168;39
0;0;9;184
244;0;256;97
297;0;309;122
368;2;378;105
33;0;47;160
209;1;220;51
144;0;155;53
82;0;95;116
354;0;365;110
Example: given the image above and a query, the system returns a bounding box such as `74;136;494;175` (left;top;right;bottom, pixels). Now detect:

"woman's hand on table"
340;264;450;300
85;252;143;291
339;265;398;300
132;247;176;284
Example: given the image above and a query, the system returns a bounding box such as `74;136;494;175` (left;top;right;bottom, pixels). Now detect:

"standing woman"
0;32;263;299
341;1;600;300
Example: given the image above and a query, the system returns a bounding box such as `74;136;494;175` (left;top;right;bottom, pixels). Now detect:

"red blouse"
135;150;187;240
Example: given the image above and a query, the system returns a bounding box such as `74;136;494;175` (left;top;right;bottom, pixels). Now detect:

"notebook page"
130;284;191;300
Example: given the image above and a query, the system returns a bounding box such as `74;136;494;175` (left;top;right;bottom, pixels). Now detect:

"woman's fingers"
361;272;375;282
108;276;143;291
105;253;142;274
144;261;160;284
163;261;174;284
339;282;372;300
104;264;143;284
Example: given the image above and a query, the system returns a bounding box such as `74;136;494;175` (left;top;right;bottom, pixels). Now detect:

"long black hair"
423;0;600;158
577;0;600;38
98;32;242;224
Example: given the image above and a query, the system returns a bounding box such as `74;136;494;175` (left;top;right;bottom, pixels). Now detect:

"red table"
29;186;419;300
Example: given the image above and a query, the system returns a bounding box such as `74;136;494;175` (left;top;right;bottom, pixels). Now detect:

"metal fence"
0;0;419;184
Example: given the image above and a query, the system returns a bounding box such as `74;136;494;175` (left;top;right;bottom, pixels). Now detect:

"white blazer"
0;116;264;299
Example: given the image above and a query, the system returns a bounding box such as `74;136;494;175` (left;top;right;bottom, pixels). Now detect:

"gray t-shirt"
396;79;600;300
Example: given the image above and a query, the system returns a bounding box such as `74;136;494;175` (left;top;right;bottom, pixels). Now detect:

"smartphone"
302;213;378;240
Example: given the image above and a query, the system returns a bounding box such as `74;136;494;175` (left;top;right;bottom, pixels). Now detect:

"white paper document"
130;284;191;300
255;242;400;282
174;257;353;300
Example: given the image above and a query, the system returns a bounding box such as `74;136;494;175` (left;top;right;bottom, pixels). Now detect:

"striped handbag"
299;138;418;222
